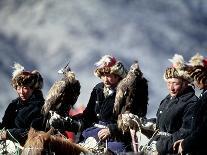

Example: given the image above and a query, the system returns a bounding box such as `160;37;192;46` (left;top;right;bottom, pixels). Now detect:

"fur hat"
163;54;192;82
11;63;43;90
188;66;207;84
187;53;207;84
94;55;128;79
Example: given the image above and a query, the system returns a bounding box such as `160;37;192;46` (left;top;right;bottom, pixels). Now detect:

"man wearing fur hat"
0;63;44;145
50;55;130;153
145;54;198;155
173;53;207;155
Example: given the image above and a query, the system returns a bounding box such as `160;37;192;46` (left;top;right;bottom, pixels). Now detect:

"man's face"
101;73;120;88
166;78;185;97
194;80;205;90
16;86;33;101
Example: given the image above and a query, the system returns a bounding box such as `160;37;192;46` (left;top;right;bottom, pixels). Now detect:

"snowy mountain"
0;0;206;118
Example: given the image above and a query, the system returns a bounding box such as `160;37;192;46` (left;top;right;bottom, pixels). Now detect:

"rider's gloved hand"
48;111;70;130
48;111;82;132
49;116;65;129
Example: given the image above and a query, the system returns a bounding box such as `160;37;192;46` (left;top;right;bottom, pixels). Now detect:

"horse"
21;127;89;155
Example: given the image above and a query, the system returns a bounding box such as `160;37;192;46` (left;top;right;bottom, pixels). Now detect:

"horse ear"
46;127;54;135
27;127;37;138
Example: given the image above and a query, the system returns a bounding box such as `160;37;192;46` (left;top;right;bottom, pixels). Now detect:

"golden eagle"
42;63;81;117
113;61;148;118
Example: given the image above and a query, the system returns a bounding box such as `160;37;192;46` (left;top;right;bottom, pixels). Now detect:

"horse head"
21;127;88;155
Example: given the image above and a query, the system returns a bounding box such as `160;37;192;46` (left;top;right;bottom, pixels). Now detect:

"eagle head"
42;65;80;117
129;61;143;77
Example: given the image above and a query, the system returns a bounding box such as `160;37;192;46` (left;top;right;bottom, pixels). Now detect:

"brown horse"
21;128;89;155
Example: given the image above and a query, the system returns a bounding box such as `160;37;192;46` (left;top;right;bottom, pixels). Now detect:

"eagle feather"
114;61;148;118
42;65;80;116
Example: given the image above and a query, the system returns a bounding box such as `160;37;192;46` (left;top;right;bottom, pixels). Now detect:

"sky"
0;0;206;118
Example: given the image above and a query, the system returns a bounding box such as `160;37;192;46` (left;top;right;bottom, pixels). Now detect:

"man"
146;54;198;155
173;54;207;155
0;63;44;145
50;55;130;153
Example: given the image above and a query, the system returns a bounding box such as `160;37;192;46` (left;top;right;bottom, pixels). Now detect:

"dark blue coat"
155;86;198;155
0;90;44;145
75;82;120;136
73;82;131;152
182;90;207;155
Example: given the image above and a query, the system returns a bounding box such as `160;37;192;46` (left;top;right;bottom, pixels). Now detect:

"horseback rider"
173;53;207;155
145;54;198;155
49;55;134;153
0;63;44;145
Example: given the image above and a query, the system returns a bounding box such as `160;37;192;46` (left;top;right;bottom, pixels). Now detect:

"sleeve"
31;116;45;131
182;96;207;153
72;87;98;130
1;102;17;129
7;128;28;144
107;123;120;136
182;120;207;154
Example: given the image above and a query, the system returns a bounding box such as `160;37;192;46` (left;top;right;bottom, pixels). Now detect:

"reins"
0;128;23;155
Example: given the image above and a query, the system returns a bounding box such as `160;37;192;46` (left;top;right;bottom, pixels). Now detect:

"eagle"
41;63;81;117
117;112;154;153
113;61;148;118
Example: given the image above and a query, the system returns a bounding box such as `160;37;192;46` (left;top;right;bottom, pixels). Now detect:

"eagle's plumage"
42;64;80;117
117;113;151;153
113;61;148;118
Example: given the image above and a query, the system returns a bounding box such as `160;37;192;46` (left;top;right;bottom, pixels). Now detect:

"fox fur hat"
164;54;192;82
187;53;207;84
11;63;43;90
94;55;128;79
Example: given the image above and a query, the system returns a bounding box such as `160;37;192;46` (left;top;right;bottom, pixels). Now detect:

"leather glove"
48;111;82;132
48;111;70;130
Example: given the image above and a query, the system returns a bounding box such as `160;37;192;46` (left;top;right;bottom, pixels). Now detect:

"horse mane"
21;128;88;155
50;136;88;155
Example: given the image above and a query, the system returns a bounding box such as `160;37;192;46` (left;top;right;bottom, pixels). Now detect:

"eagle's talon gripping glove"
49;111;82;132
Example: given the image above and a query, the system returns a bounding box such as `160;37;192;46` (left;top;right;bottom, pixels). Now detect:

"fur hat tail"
188;53;207;68
168;54;185;69
12;63;25;79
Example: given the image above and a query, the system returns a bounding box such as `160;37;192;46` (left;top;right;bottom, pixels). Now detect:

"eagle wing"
114;78;128;116
42;80;66;115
